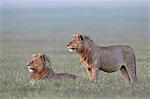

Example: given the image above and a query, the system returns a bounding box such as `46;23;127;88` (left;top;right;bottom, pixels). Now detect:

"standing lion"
67;33;137;84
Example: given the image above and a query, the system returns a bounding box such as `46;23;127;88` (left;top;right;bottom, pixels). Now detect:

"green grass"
0;33;150;99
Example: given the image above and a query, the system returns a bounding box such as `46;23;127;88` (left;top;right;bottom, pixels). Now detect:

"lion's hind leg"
120;66;130;83
120;65;137;84
127;64;137;84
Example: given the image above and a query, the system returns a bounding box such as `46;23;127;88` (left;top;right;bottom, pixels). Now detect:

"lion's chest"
31;73;44;80
31;69;49;80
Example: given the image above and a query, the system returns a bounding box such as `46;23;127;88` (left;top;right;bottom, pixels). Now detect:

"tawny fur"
67;33;137;84
27;53;76;81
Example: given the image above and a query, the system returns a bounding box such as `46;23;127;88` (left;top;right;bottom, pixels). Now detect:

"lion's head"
67;33;93;53
67;33;83;52
27;53;50;73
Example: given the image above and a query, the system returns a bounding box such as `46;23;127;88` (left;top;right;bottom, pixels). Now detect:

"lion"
67;33;137;84
27;53;77;81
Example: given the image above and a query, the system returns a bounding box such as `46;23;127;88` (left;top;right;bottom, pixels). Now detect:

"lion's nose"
27;62;30;66
67;44;69;46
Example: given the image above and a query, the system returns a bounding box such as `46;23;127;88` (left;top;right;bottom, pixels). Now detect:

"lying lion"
27;53;76;81
67;33;137;84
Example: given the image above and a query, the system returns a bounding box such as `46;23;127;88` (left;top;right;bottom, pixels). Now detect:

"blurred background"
1;0;149;37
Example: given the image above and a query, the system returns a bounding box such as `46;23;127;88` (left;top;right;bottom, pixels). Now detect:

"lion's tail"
133;52;137;82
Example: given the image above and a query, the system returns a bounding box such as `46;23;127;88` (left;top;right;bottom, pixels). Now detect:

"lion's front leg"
86;67;92;80
86;66;99;81
91;67;99;81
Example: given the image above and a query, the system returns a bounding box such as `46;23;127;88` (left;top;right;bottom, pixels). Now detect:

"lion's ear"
38;53;42;56
39;54;44;59
76;33;80;37
73;34;76;37
79;35;83;40
43;54;51;67
76;33;83;40
37;53;44;60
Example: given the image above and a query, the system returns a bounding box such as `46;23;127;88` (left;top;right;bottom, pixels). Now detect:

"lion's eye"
72;40;76;42
31;61;34;64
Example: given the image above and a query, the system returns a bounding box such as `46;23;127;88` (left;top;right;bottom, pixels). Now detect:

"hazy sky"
1;0;147;8
1;0;146;3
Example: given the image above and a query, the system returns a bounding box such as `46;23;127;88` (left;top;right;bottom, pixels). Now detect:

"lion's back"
57;73;76;80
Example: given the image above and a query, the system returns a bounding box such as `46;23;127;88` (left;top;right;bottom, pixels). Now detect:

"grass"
0;33;150;99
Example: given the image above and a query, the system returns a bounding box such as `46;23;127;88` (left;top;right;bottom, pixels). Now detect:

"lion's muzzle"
27;62;37;73
68;48;76;52
28;67;36;73
67;44;76;52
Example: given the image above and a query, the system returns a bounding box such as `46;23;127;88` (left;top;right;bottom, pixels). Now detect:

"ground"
0;33;149;99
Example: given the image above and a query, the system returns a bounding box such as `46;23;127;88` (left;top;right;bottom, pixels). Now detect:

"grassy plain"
0;33;149;99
